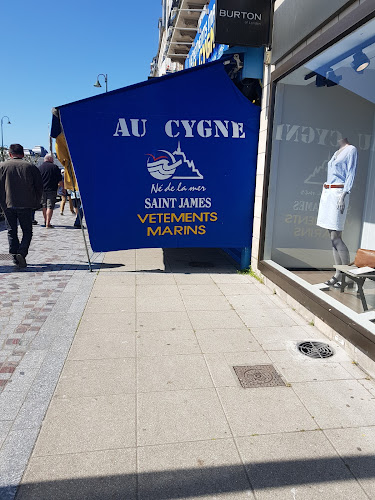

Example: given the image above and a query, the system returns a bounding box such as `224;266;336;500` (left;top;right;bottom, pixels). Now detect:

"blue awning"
53;59;260;252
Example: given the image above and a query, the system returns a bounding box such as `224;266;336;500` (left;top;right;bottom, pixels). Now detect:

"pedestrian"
0;144;43;268
70;189;84;228
58;170;75;215
38;154;63;228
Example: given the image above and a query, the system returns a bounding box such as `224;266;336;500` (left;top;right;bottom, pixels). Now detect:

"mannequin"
316;138;358;288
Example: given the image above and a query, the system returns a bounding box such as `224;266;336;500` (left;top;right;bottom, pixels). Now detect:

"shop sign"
215;0;271;47
57;62;260;252
185;0;228;69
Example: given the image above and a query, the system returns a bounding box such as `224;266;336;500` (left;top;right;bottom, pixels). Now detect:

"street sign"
215;0;272;47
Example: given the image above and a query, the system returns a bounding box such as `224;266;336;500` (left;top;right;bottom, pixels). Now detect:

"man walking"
0;144;43;268
38;154;62;228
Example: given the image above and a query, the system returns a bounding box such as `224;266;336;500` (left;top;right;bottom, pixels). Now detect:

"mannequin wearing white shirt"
316;138;358;287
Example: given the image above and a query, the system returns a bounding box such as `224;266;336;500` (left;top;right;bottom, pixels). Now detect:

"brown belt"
324;184;344;189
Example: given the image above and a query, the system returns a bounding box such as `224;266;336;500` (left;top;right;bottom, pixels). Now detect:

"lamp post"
1;116;11;161
93;73;108;92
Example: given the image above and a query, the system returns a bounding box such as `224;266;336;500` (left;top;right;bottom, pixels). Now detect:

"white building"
150;0;208;77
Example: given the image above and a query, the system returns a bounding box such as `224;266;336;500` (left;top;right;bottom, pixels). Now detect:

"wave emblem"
146;142;203;181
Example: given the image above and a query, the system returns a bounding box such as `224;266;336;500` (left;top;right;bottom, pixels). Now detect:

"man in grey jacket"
0;144;43;267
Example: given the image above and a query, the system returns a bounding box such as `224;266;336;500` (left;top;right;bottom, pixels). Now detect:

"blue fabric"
326;145;358;193
58;62;260;252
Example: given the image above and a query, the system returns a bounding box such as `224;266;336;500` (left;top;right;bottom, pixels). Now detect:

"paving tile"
292;379;375;429
138;439;253;500
236;431;369;499
33;394;136;456
55;358;136;397
84;297;135;314
182;295;232;311
137;389;231;446
68;333;135;360
250;325;320;345
196;328;262;354
205;352;273;387
0;421;11;448
137;329;200;357
217;283;260;295
136;273;176;285
226;294;275;310
136;294;185;313
137;354;212;392
325;426;375;498
136;311;191;331
17;448;137;500
210;274;256;284
238;309;297;328
174;274;214;285
0;390;26;421
94;273;136;286
267;350;354;383
188;310;244;330
136;284;181;298
178;284;223;296
90;284;135;298
217;386;316;436
77;313;136;334
0;427;41;494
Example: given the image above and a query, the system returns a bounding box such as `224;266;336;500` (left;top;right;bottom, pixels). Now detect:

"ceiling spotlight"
351;51;370;73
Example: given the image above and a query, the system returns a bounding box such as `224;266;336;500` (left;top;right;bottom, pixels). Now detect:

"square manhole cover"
233;365;286;389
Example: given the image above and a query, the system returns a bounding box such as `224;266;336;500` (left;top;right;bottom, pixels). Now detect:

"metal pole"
105;74;108;93
57;120;93;272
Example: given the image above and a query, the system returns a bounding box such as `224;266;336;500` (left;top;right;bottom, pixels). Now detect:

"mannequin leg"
329;230;350;279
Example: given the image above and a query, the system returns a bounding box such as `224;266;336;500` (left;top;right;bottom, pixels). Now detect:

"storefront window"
264;18;375;313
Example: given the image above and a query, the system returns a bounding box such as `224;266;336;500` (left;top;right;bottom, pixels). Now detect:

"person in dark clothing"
0;144;43;267
38;154;62;228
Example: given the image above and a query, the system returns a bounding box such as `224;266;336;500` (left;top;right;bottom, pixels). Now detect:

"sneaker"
46;224;54;228
32;220;38;225
12;255;18;265
15;254;27;268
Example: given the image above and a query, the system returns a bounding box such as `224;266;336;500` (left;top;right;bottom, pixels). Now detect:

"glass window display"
264;18;375;313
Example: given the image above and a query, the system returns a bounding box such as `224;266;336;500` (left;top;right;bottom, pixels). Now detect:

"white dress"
316;145;358;231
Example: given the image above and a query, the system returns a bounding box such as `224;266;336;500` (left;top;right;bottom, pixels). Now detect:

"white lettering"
131;119;147;138
113;118;130;137
232;121;246;139
165;120;180;138
197;120;212;138
180;120;196;138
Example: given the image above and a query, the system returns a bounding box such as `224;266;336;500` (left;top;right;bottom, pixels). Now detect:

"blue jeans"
3;208;33;257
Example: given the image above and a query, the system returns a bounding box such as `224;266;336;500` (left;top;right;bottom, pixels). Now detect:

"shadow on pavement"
0;262;122;273
12;455;375;499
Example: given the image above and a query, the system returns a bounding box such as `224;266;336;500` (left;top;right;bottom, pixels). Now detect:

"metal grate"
233;365;286;389
297;341;334;359
188;261;215;268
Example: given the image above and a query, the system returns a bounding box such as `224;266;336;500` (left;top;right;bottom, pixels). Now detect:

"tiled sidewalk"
12;247;375;500
0;209;102;499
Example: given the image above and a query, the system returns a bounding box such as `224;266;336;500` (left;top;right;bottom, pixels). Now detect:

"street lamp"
93;73;108;92
1;116;11;161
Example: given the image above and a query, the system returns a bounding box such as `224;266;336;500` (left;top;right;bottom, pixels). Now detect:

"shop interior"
264;18;375;315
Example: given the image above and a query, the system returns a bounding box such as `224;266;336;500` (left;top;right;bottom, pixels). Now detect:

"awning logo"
146;142;203;180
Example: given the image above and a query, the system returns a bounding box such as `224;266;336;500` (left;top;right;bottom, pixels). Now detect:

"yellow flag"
55;133;78;191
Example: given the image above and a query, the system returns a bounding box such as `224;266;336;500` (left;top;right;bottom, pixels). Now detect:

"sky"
0;0;161;149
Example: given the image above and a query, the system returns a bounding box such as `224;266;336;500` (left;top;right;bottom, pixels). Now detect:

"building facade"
253;0;375;373
150;0;208;77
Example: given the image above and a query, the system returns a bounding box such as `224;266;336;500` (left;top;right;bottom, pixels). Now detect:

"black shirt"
38;162;62;192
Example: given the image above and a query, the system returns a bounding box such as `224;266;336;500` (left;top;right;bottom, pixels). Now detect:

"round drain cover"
297;341;334;359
